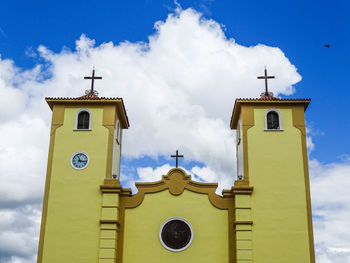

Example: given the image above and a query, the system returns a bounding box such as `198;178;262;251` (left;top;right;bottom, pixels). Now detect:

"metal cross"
171;150;184;168
84;69;102;95
257;67;275;96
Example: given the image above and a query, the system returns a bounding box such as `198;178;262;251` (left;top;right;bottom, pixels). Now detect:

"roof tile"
45;96;122;100
235;97;311;102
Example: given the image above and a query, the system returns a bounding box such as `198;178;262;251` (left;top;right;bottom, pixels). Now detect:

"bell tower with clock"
37;70;129;263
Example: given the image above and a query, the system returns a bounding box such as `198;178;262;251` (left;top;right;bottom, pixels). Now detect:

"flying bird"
324;44;330;48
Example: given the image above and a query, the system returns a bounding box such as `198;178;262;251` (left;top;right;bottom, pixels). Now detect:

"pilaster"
99;180;122;263
233;186;253;263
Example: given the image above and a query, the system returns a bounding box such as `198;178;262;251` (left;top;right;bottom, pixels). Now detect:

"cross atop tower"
84;68;102;96
257;67;275;97
171;150;184;168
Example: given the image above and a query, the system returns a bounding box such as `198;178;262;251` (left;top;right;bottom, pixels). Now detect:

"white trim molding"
236;119;242;145
116;120;121;144
74;108;92;130
264;108;283;131
159;217;194;252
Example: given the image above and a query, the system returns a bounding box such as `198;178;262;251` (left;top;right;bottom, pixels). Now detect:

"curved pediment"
121;168;233;210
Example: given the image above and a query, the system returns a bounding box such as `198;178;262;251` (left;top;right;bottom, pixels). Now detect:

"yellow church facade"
37;85;315;263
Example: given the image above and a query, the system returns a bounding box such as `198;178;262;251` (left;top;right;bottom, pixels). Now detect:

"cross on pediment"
84;68;102;96
257;67;275;97
171;150;184;168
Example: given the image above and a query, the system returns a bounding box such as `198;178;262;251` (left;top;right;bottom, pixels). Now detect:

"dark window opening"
161;219;192;250
77;111;90;129
267;111;280;129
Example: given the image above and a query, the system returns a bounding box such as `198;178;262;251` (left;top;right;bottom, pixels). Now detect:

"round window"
159;217;193;252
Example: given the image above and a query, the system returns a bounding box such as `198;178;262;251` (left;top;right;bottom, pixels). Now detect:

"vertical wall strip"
233;188;253;263
99;181;122;263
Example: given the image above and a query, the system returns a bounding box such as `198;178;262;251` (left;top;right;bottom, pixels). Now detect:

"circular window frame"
70;151;90;170
159;217;193;252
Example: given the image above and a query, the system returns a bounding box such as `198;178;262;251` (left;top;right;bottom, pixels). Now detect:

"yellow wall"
123;190;229;263
42;106;109;263
247;107;310;262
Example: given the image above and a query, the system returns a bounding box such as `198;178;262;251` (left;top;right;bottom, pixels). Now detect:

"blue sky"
0;1;350;263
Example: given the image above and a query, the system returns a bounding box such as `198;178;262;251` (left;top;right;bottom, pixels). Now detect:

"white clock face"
71;152;89;170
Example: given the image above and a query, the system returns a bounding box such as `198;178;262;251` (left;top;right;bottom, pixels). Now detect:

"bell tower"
37;70;129;263
229;68;315;263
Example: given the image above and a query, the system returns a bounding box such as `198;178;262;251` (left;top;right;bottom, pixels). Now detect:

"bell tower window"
265;109;282;130
75;109;92;130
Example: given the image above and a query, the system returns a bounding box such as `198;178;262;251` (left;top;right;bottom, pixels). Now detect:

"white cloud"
0;206;41;262
0;115;48;204
137;164;173;182
0;58;27;123
306;136;315;154
306;123;324;155
310;159;350;263
0;6;346;263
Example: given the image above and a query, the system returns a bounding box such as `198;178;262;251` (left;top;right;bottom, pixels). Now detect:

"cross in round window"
159;217;193;252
